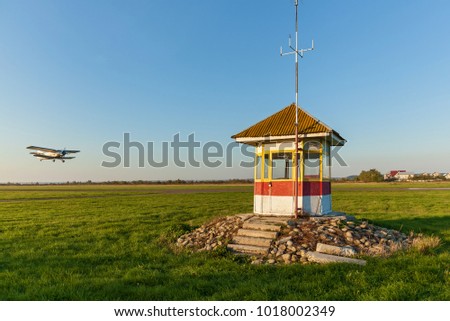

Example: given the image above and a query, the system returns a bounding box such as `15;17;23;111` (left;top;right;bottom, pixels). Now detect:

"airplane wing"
26;146;58;153
31;154;53;159
31;154;76;160
63;150;80;154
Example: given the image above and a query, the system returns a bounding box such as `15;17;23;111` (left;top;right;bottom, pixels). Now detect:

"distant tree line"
0;179;254;186
357;169;384;182
96;179;254;185
332;175;358;182
332;169;384;183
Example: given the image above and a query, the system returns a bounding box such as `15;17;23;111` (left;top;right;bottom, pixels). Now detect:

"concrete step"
250;216;290;224
237;229;278;239
233;236;273;247
306;251;366;266
227;243;269;255
316;243;357;257
235;213;254;221
243;222;282;232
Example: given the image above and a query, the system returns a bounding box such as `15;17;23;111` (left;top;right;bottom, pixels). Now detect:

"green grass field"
0;183;449;300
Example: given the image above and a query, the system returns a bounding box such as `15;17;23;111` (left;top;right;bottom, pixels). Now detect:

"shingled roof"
232;103;345;145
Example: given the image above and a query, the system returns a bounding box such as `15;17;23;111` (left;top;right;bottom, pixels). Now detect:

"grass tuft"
411;234;442;254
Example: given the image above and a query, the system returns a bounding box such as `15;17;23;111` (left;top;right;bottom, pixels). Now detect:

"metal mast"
280;0;314;218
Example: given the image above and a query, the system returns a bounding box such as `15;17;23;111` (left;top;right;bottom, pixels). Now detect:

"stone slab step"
250;216;290;224
235;213;254;221
237;229;278;239
306;251;366;266
227;243;268;255
243;222;282;232
316;243;356;257
233;236;273;247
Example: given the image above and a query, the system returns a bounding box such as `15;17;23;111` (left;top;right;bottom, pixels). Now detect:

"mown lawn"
0;183;448;300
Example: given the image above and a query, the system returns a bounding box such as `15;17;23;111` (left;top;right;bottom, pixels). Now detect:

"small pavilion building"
232;103;346;216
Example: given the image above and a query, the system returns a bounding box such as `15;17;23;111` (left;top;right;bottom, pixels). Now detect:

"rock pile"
176;215;244;251
265;217;412;265
176;214;413;265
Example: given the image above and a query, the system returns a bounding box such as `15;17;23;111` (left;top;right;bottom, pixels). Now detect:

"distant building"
395;172;415;181
385;170;448;181
384;170;406;180
431;172;442;178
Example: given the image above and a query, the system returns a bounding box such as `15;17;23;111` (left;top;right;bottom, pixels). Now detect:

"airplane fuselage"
32;151;65;161
34;151;63;157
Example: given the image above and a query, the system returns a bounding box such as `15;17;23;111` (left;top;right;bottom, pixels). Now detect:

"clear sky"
1;0;449;182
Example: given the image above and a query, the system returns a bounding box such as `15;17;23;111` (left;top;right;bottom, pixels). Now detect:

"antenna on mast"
280;0;314;219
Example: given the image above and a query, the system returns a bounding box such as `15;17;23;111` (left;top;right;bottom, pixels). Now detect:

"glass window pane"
272;153;292;180
304;153;320;179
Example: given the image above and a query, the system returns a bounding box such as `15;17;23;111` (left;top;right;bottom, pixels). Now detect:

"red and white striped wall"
254;181;332;215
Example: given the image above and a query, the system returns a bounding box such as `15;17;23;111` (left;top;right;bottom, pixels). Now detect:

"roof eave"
234;132;346;146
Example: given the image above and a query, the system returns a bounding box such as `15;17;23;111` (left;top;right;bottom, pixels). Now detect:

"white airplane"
27;146;80;162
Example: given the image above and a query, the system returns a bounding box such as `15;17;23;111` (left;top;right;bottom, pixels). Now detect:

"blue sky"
1;0;449;182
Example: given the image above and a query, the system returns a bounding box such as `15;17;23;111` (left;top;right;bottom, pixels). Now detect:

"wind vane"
280;0;314;218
